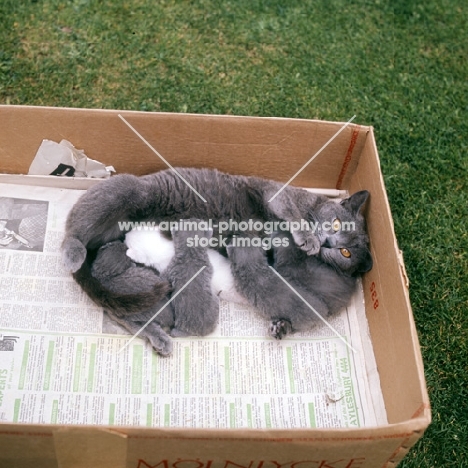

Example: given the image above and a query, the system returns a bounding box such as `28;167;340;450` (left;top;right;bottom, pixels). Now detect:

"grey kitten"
90;225;218;355
73;244;171;316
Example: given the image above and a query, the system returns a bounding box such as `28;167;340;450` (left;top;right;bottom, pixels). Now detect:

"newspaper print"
0;182;387;428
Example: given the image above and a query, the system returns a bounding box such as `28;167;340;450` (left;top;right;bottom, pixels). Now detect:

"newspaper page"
0;181;387;429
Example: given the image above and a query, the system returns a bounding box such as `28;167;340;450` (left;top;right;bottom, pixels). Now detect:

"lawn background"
1;0;467;466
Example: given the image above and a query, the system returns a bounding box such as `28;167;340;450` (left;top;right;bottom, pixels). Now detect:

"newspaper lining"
0;182;387;429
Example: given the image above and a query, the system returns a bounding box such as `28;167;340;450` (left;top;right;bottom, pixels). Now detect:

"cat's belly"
207;250;248;305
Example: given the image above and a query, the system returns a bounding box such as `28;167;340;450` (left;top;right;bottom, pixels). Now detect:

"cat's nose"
323;236;337;248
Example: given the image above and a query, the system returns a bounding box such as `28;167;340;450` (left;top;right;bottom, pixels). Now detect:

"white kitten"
125;228;175;272
125;228;247;305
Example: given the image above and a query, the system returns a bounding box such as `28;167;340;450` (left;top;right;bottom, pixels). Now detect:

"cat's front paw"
61;236;87;272
292;230;321;256
270;319;292;340
148;333;173;356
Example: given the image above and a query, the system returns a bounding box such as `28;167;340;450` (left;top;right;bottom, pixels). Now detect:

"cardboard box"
0;105;430;468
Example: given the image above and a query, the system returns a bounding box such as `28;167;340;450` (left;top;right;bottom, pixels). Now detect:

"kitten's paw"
61;237;87;272
148;333;173;356
292;230;320;256
196;225;214;239
269;319;292;340
126;247;143;264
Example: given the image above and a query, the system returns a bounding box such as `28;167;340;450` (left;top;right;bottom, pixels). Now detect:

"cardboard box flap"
0;418;430;468
53;428;127;468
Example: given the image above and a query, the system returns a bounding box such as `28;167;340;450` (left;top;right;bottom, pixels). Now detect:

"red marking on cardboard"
411;403;430;419
369;282;380;310
381;437;411;468
336;127;361;190
137;459;367;468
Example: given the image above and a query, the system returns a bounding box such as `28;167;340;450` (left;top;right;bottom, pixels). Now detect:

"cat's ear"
357;247;373;274
340;190;370;215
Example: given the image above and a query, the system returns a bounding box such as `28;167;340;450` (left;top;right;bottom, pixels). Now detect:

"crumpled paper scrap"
326;386;345;403
28;139;115;178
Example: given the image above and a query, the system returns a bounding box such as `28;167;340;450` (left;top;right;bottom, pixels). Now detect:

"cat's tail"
73;251;172;316
62;174;151;272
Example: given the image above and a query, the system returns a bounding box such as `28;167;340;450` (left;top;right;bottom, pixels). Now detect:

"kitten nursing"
91;225;219;355
62;168;372;354
125;227;248;305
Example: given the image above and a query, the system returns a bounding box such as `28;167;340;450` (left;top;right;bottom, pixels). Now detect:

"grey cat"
62;168;372;347
90;225;218;356
225;189;373;338
227;230;360;339
63;168;344;272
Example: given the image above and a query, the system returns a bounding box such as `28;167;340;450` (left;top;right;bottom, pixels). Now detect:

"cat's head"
311;191;373;276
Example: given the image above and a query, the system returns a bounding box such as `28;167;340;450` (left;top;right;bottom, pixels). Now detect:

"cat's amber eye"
340;248;351;258
332;218;341;232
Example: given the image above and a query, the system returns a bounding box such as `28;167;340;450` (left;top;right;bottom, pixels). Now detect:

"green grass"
1;0;467;466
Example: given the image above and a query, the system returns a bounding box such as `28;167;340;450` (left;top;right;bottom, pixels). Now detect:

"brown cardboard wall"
0;420;428;468
349;129;430;424
1;106;367;188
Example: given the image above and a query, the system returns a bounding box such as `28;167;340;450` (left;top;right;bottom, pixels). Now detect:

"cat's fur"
227;230;359;338
224;193;373;338
91;225;218;355
73;246;171;316
125;227;248;305
125;228;175;273
62;168;372;349
124;227;247;304
62;168;341;273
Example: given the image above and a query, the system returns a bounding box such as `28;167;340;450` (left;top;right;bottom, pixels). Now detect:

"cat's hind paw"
269;319;292;340
148;333;173;356
61;237;87;272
